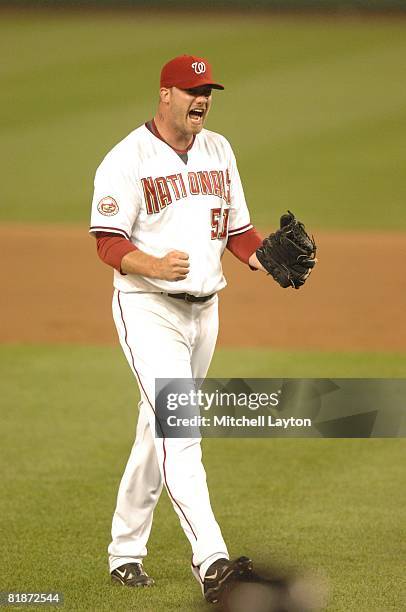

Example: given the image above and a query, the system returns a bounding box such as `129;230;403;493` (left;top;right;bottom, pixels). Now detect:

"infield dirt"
2;224;405;350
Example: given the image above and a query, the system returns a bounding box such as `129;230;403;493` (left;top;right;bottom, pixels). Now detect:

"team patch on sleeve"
97;196;119;216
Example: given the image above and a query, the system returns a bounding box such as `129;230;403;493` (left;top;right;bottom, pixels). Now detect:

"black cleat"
111;562;154;587
202;556;253;604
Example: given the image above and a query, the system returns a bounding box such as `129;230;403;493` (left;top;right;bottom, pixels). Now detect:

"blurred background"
1;2;405;611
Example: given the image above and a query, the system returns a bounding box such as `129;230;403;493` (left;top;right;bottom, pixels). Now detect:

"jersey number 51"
211;208;229;240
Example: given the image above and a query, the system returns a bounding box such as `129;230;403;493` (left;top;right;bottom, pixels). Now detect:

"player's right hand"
154;250;190;281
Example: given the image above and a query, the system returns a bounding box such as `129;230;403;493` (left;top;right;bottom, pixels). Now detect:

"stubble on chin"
191;120;205;135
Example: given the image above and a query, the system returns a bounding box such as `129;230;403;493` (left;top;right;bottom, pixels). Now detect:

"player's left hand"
255;211;317;289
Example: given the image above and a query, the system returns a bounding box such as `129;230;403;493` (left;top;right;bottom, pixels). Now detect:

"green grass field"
2;10;406;612
1;12;406;228
1;345;406;611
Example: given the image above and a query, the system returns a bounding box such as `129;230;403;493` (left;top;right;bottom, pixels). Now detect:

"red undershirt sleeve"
95;232;138;274
226;227;263;267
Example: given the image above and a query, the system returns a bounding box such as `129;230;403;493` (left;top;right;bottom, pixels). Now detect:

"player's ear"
159;87;171;104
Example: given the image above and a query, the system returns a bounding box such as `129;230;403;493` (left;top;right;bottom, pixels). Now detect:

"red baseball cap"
160;55;224;90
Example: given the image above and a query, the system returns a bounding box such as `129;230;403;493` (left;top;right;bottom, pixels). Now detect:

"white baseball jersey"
90;124;252;296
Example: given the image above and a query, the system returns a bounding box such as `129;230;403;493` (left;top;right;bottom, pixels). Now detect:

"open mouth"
188;108;205;122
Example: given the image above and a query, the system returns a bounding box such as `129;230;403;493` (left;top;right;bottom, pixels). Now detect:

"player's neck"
153;115;193;152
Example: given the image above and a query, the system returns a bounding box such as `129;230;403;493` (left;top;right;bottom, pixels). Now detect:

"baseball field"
1;9;406;611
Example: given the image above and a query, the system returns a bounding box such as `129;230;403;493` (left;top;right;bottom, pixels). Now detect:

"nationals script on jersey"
90;124;252;296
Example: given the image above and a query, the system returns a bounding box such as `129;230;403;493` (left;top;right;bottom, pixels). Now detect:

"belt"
165;292;216;303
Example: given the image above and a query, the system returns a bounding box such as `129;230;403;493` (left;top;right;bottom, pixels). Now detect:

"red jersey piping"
89;226;131;240
228;223;253;236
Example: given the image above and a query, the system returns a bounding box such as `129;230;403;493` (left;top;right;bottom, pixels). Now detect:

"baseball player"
89;54;314;605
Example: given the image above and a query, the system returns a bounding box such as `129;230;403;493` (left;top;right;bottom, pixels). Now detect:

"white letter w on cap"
192;62;206;74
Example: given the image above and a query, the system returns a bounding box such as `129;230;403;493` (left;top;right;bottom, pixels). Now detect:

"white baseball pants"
108;290;229;580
